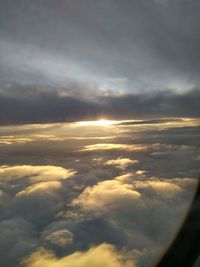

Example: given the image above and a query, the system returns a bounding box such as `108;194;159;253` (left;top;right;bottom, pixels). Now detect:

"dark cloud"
118;118;184;126
0;88;199;125
0;88;101;125
0;218;38;267
0;0;200;91
0;0;200;125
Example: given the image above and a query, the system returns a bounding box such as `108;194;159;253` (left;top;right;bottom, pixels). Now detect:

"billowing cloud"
72;175;193;214
0;118;199;267
0;165;76;182
22;243;135;267
71;174;197;251
72;179;141;212
0;165;78;236
132;180;182;199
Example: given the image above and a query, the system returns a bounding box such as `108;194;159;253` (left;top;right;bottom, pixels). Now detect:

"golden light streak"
74;119;119;127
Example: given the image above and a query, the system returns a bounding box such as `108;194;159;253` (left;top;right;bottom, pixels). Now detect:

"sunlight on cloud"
0;136;34;145
79;143;147;152
72;179;141;212
22;243;135;267
0;165;76;182
74;119;120;127
0;134;117;145
133;180;182;199
16;181;61;196
120;118;200;129
105;158;139;169
71;174;196;222
135;170;146;175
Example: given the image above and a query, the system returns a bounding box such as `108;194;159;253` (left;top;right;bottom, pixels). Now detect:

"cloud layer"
0;88;200;125
1;0;200;92
0;119;199;267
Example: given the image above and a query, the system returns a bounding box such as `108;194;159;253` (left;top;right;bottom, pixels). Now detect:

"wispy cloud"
79;143;147;152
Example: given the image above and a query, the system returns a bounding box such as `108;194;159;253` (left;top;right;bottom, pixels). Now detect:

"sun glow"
75;119;119;127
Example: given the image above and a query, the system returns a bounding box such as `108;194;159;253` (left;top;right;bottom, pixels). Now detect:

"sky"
0;1;200;267
0;0;200;124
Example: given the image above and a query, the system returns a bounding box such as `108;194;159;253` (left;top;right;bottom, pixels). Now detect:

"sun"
75;119;118;127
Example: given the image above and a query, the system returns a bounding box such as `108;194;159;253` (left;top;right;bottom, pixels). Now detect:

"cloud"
0;136;33;145
195;155;200;161
0;165;76;183
39;220;76;248
105;158;139;169
79;143;147;152
118;118;184;126
22;243;135;267
72;179;141;212
42;229;74;248
71;174;197;249
1;0;200;93
0;88;200;125
0;131;116;147
0;165;78;234
0;218;38;267
0;118;199;267
135;170;146;175
16;181;62;196
71;175;189;215
131;180;182;200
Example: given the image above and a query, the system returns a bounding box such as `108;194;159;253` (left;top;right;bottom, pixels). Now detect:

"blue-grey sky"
0;0;200;123
1;0;200;92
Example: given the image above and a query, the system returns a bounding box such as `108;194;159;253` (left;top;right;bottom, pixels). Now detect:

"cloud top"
22;244;135;267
